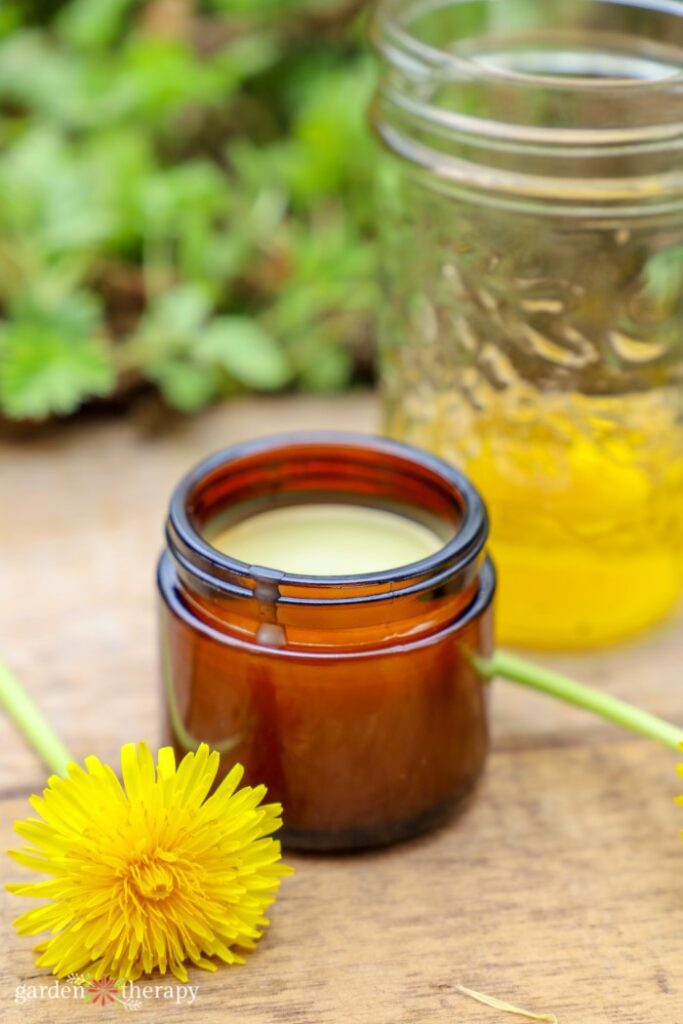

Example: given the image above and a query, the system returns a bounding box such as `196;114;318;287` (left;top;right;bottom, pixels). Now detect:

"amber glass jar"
372;0;683;649
158;433;494;851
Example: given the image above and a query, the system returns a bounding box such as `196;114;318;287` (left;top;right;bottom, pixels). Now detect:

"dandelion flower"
7;742;292;982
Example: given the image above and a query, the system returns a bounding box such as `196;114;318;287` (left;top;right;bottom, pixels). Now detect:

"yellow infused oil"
389;389;683;649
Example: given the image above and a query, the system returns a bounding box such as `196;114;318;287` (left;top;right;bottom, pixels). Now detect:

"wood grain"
1;393;683;1022
2;739;683;1023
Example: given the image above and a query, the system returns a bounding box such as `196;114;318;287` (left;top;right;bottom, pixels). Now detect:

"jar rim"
372;0;683;203
157;549;496;657
375;0;683;96
166;432;488;604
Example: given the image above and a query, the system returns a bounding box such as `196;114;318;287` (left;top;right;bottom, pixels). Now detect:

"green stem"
479;650;683;753
0;657;73;777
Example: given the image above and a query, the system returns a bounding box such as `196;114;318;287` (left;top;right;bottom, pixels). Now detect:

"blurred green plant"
0;0;378;420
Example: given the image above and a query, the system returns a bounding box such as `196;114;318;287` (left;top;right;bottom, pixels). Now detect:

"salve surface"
210;503;444;575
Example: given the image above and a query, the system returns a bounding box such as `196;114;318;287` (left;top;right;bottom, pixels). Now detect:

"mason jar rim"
372;0;683;143
375;0;683;95
372;0;683;208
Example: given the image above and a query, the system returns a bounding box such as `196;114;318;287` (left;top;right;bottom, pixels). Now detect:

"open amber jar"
372;0;683;649
158;433;494;851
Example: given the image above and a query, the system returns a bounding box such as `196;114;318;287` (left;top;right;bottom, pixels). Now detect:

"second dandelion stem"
0;656;73;777
479;650;683;753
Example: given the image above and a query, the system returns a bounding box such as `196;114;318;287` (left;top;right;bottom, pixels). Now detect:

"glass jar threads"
158;433;495;851
372;0;683;649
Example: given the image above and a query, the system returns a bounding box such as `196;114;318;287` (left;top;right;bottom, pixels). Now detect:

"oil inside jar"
387;387;683;649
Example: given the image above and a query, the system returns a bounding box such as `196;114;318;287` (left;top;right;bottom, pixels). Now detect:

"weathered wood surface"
1;394;682;1023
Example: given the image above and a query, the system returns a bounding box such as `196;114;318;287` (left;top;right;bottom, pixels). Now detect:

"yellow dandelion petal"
6;742;292;981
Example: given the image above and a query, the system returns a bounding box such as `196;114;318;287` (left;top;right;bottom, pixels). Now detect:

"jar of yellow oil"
372;0;683;649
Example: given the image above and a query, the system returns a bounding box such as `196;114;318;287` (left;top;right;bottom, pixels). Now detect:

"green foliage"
0;293;114;418
197;318;292;389
0;0;378;420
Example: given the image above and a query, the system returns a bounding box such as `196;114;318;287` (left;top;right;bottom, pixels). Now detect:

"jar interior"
204;494;454;557
207;503;448;577
186;439;464;577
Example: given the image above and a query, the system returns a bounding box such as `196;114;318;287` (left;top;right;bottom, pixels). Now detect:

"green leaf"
116;37;257;124
1;128;113;253
0;3;21;38
139;163;230;234
207;0;318;15
299;341;353;392
208;34;280;90
288;57;375;202
128;285;213;368
0;31;90;124
197;317;291;390
149;285;213;336
154;360;223;413
118;38;202;120
0;324;114;420
56;0;136;50
84;130;155;245
10;289;101;337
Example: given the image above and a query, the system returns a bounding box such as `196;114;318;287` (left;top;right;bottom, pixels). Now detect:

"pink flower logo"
87;977;121;1006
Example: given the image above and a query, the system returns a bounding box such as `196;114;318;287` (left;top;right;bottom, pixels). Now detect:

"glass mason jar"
372;0;683;649
158;434;494;851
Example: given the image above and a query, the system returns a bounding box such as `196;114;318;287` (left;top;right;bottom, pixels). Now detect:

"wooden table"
1;394;682;1023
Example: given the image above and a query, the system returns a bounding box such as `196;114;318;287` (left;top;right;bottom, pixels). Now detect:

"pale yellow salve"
210;503;444;575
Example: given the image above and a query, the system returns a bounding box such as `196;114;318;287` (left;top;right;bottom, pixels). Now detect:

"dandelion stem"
479;650;683;753
0;656;73;776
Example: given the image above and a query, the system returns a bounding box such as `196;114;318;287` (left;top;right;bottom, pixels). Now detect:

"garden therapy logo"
14;974;199;1009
